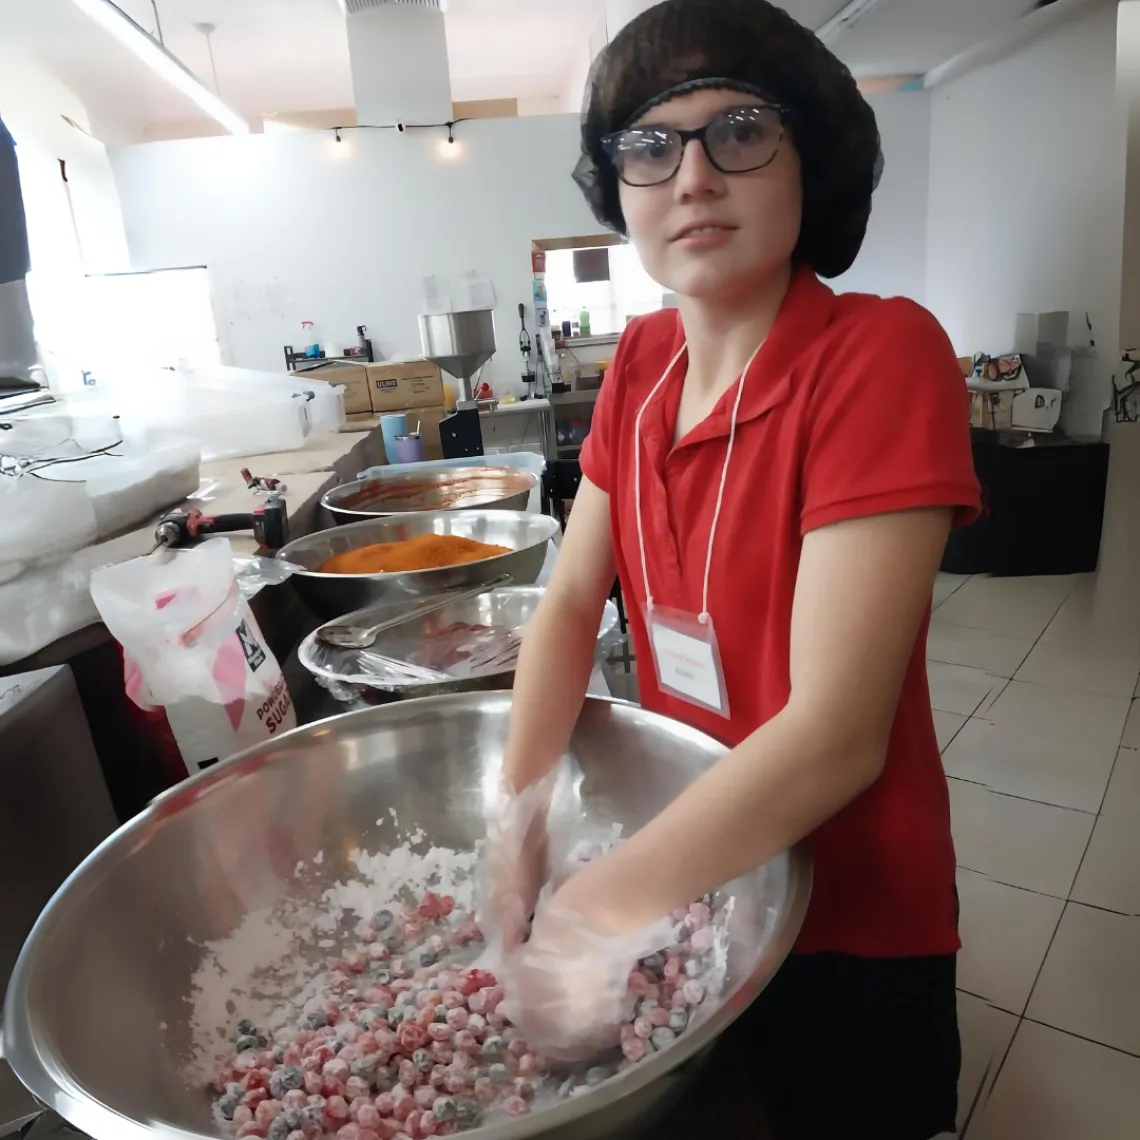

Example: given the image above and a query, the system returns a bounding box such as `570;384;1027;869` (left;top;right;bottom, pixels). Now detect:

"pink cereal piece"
283;1046;303;1068
398;1023;429;1052
349;1097;372;1119
503;1096;528;1117
255;1100;282;1126
403;922;423;942
283;1090;308;1110
506;1037;528;1059
440;991;465;1012
467;990;488;1015
413;1086;436;1109
365;985;394;1006
682;980;706;1005
622;1036;648;1062
374;1093;395;1115
323;1059;351;1083
398;1061;418;1089
307;1095;326;1109
346;1077;371;1100
429;1043;454;1065
325;1096;351;1123
357;1103;382;1130
322;1079;348;1101
232;1106;255;1128
516;1053;538;1077
242;1088;269;1109
234;1053;259;1074
633;1017;653;1040
690;927;715;954
392;1094;414;1123
358;1132;380;1140
452;1031;477;1055
511;1078;534;1101
473;1078;496;1106
429;1066;447;1090
627;971;651;997
648;1005;671;1028
416;989;437;1009
451;1051;472;1072
443;1072;465;1096
439;896;455;917
466;1014;487;1036
427;1023;452;1043
337;1125;361;1140
368;942;390;962
236;1123;265;1138
288;1132;307;1140
376;1126;399;1140
419;1109;438;1136
415;1006;437;1030
483;986;504;1014
304;1071;323;1096
444;1006;467;1030
688;900;711;924
404;1110;421;1137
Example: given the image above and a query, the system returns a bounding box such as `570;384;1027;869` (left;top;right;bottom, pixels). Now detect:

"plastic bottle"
301;320;321;358
579;308;591;337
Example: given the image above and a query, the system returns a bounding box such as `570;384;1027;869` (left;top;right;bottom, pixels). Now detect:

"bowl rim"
2;695;812;1140
321;465;540;515
277;509;561;581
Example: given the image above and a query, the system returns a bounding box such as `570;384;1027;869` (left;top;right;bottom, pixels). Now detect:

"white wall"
832;91;931;304
0;48;129;376
925;0;1125;439
110;116;599;390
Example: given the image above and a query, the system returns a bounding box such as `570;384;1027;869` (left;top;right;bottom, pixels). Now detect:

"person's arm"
501;476;617;793
555;505;951;932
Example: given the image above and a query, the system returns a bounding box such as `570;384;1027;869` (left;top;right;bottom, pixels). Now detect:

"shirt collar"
663;267;836;448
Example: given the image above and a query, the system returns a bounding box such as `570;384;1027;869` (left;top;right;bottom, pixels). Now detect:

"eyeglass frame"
599;103;792;187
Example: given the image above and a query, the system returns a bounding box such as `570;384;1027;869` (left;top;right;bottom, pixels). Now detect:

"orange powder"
321;533;510;575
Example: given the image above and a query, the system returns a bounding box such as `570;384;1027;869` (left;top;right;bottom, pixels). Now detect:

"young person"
490;3;979;1136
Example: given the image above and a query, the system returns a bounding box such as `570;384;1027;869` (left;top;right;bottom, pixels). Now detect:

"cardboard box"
367;360;444;413
296;362;371;415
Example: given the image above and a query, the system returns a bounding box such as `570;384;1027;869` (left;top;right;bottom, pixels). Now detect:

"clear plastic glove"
499;890;674;1061
478;767;559;957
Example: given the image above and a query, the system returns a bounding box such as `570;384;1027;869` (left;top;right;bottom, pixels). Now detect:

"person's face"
616;87;802;301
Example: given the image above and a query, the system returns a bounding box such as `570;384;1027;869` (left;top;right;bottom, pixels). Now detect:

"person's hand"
478;768;559;957
499;888;674;1061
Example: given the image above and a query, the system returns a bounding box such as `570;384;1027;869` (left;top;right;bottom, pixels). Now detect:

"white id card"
648;604;731;718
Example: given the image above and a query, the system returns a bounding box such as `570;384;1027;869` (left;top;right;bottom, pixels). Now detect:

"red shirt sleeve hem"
801;482;982;536
578;438;608;494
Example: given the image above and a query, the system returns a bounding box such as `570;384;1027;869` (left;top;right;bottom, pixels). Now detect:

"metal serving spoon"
316;574;512;650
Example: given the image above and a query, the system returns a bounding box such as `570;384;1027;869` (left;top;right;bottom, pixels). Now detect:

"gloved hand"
499;889;674;1061
478;767;559;957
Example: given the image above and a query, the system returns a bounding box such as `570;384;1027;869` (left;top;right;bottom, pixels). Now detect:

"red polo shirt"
580;269;980;958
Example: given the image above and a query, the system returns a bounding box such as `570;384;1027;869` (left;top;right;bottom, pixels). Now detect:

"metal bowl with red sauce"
321;465;537;523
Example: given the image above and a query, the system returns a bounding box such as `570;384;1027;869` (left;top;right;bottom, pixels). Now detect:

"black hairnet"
573;0;884;279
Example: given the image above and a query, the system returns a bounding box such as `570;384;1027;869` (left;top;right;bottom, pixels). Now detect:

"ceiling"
0;0;1061;143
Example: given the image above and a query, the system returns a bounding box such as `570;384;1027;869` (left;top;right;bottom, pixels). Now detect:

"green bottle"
579;307;591;337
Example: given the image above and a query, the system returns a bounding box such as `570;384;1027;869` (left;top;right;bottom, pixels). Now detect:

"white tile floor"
930;571;1140;1138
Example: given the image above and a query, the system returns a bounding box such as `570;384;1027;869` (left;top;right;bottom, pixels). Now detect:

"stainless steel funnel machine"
418;309;496;459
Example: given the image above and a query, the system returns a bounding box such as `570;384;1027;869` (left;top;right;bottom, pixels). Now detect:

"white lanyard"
633;339;764;621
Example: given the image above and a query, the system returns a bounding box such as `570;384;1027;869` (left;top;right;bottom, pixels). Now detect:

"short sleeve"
800;299;980;535
578;317;648;494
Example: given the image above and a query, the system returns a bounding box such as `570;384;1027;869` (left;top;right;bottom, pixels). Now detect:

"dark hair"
573;0;883;279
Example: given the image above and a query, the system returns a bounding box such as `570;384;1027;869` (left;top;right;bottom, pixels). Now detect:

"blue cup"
380;413;408;460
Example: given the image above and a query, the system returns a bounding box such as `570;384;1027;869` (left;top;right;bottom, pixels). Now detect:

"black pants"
664;953;960;1139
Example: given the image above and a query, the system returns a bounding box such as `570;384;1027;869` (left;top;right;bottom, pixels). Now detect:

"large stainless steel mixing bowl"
321;467;538;524
277;509;560;619
3;696;811;1140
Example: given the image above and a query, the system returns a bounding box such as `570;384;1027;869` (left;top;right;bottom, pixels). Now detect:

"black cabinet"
943;433;1109;576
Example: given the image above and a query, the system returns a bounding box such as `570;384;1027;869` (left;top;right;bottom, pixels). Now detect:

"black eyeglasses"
601;104;788;187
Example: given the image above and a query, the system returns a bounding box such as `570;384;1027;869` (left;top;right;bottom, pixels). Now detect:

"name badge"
648;605;731;718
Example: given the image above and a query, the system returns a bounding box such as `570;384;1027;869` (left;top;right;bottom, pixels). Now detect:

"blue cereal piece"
269;1066;303;1100
488;1063;509;1085
640;953;665;976
412;1049;433;1073
455;1101;481;1128
266;1116;290;1140
374;909;394;930
669;1008;690;1033
650;1026;676;1050
585;1066;611;1087
480;1035;504;1060
432;1096;458;1123
303;1010;328;1030
234;1035;260;1053
217;1094;239;1121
